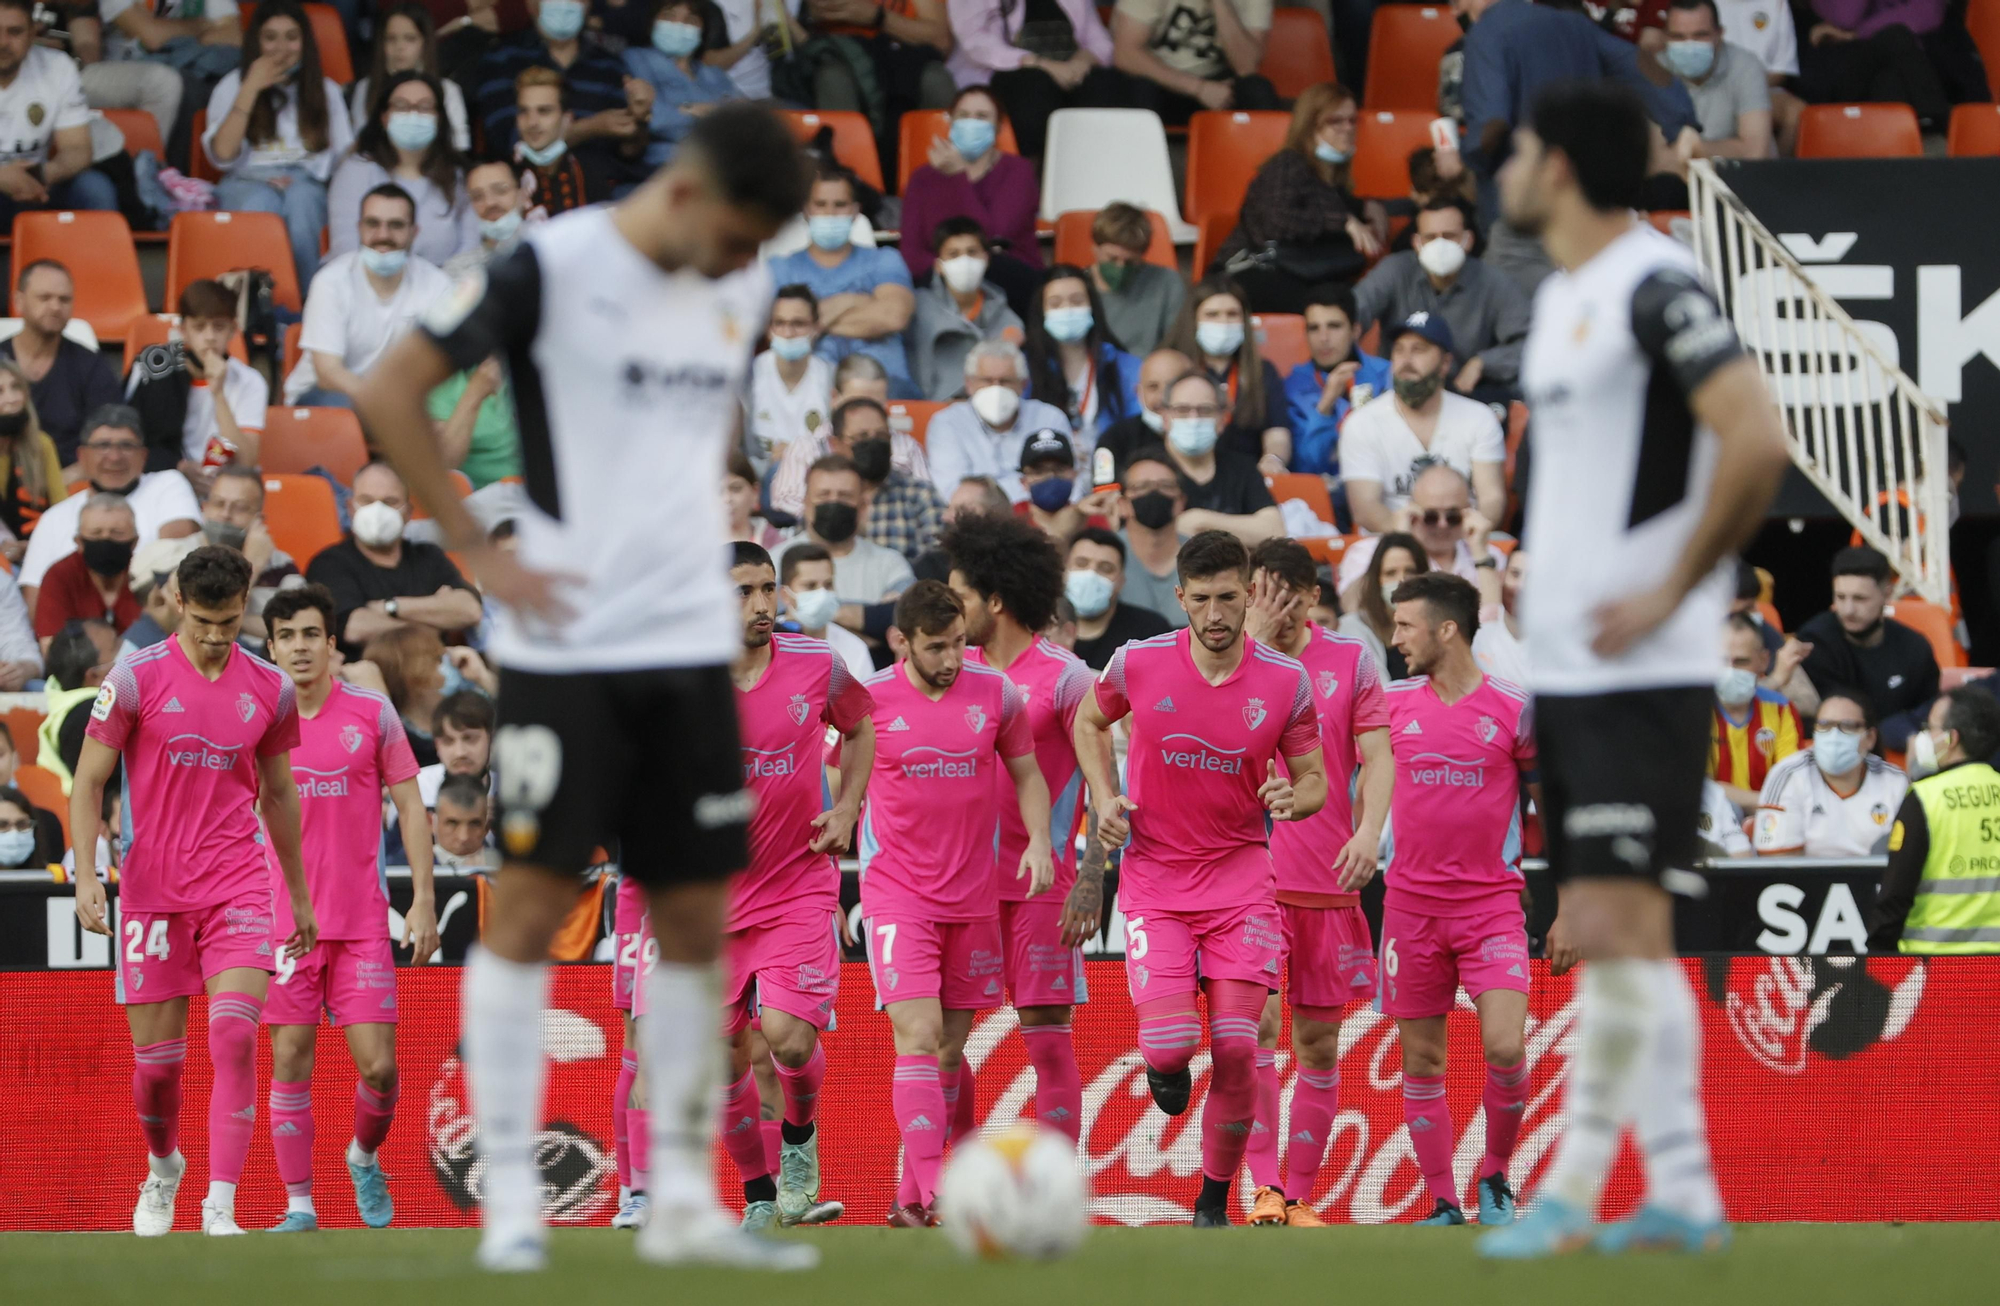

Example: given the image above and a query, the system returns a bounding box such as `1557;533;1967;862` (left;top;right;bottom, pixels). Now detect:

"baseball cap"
1019;428;1075;471
1385;310;1456;357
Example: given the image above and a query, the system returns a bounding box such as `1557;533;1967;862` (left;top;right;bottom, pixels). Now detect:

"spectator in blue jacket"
621;0;742;168
1023;265;1142;446
1285;284;1389;478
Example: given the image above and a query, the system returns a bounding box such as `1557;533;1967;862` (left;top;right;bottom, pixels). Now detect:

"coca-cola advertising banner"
2;957;1992;1231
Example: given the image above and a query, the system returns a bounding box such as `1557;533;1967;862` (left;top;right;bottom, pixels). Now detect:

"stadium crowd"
0;0;1993;897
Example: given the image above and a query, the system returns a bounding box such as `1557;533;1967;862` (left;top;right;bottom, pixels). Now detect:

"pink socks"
773;1044;825;1128
762;1119;782;1176
133;1038;185;1159
1021;1024;1083;1143
269;1080;314;1197
1199;982;1264;1186
628;1106;651;1192
718;1070;769;1181
943;1063;976;1144
1135;997;1203;1075
613;1049;637;1190
892;1054;946;1207
206;993;263;1185
1403;1072;1456;1208
1245;1048;1281;1190
1285;1067;1341;1202
354;1078;397;1155
1481;1060;1529;1178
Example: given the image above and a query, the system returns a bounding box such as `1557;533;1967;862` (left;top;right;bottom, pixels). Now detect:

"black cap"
1019;427;1075;471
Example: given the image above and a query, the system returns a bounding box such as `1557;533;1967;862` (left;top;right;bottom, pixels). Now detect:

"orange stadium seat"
1352;108;1434;199
13;764;68;845
3;706;42;766
1184;110;1288;226
101;108;164;160
887;399;944;447
1796;103;1921;158
262;406;370;483
1193;210;1236;278
409;469;474;520
305;3;355;83
1889;597;1965;670
897;110;1019;193
1970;0;2000;86
1253;313;1308;373
189;109;221;183
1948;103;2000;156
10;211;149;341
261;474;344;566
1258;8;1336;99
781;111;885;192
1266;472;1333;524
167;210;304;313
1053;209;1174;269
1364;5;1460;110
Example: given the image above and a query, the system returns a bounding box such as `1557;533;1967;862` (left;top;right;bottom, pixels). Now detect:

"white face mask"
1908;727;1944;779
970;384;1020;428
351;499;405;548
1418;236;1467;279
1812;727;1865;778
938;255;989;295
1715;666;1758;706
1140;406;1166;433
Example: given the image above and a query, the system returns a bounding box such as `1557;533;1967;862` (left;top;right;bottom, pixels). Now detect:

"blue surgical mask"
1663;39;1716;80
1812;727;1864;778
808;214;855;251
1043;306;1093;343
1314;141;1350;165
771;333;814;362
1168;417;1218;457
1196;321;1244;357
1140;406;1165;433
359;246;409;277
1715;666;1757;706
949;117;996;160
439;652;468;699
537;0;586;42
0;827;35;867
519;137;568;166
1027;476;1074;512
1065;569;1115;619
793;587;841;631
480;208;523;244
652;19;704;57
386;111;438;152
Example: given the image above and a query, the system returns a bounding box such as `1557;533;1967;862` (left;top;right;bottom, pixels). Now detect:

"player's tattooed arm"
1061;813;1109;948
1073;687;1134;850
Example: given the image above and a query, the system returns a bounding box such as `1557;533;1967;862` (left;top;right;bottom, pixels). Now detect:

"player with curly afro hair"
937;510;1066;641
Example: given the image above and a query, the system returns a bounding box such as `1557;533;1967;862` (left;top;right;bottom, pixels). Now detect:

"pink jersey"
859;660;1033;923
1094;630;1320;914
970;639;1094;902
273;682;419;940
1271;626;1389;900
1382;674;1536;916
87;639;300;914
732;633;873;933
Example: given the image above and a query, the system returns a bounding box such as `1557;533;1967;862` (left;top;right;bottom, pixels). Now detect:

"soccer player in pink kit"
1239;539;1392;1227
608;872;647;1228
70;546;315;1237
259;583;439;1231
1379;573;1538;1227
1073;530;1329;1228
860;580;1053;1226
941;512;1099;1147
724;541;874;1230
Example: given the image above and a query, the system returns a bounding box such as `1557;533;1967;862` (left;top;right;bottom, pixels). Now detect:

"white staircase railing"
1686;159;1951;607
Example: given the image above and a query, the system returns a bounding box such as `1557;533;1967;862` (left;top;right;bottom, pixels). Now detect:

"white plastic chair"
1039;109;1195;242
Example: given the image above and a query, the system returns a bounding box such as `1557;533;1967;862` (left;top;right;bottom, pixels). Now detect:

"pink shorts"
265;936;400;1026
1281;903;1377;1012
1378;900;1530;1019
117;889;275;1005
1000;897;1088;1008
722;908;842;1035
611;876;646;1012
1122;900;1282;1003
864;914;1004;1010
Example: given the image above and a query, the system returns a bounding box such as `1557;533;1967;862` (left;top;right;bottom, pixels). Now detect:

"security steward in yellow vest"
1870;687;2000;954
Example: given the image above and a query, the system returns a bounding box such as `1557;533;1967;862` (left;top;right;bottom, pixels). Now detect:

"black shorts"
1535;687;1712;891
493;665;749;886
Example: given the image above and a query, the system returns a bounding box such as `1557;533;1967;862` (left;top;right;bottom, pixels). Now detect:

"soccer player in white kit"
1480;81;1791;1258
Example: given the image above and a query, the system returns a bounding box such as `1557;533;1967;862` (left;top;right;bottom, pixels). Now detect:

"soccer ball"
940;1123;1089;1260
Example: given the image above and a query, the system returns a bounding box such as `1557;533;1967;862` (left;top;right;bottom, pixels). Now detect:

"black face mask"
850;438;892;484
1455;9;1471;30
812;501;859;544
1129;491;1177;531
81;536;135;578
0;411;26;438
203;519;249;551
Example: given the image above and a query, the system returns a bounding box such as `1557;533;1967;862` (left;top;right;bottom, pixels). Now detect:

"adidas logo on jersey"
1401;720;1423;735
380;995;396;1008
885;716;911;732
163;697;185;713
1154;697;1176;712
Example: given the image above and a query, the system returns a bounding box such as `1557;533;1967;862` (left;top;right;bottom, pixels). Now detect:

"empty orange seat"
1352;108;1434;199
1253;313;1308;373
262;406;369;483
1184;110;1289;226
1795;103;1921;158
1258;8;1336;99
167;211;304;313
3;706;43;767
304;2;355;84
101;108;165;160
261;474;345;566
1364;5;1459;110
897;110;1020;193
13;764;68;845
1052;209;1174;269
1947;103;2000;156
781;110;885;192
10;211;149;342
887;400;946;447
1889;597;1966;670
1266;472;1333;523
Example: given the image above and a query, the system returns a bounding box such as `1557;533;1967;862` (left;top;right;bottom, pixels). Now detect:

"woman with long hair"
203;0;356;290
1165;275;1294;475
360;624;447;769
1216;82;1384;314
0;362;67;566
1337;532;1429;681
1022;264;1139;443
328;71;477;267
351;3;473;150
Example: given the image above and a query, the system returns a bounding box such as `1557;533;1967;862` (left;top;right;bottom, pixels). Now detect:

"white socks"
288;1194;315;1215
205;1179;236;1210
1630;960;1724;1225
150;1151;184;1180
641;961;724;1213
463;946;551;1232
348;1139;376;1168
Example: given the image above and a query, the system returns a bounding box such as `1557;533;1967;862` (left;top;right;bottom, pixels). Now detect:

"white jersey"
1697;779;1753;857
0;47;90;167
1518;224;1746;696
421;206;774;672
1753;749;1908;858
1713;0;1799;77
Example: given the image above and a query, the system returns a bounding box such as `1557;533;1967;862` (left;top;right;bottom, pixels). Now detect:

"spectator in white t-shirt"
0;11;118;229
746;283;833;473
1753;690;1909;857
707;0;805;100
17;404;200;598
1472;545;1528;687
284;184;452;406
1340;311;1505;532
123;279;269;488
778;540;874;683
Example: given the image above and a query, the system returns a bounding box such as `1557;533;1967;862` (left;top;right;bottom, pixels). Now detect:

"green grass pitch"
3;1225;1995;1305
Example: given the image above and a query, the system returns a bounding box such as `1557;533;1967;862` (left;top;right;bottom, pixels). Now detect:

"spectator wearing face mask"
1091;346;1187;475
32;493;140;651
779;540;875;681
510;67;590;215
1754;689;1908;858
1087;203;1184;358
909;216;1025;402
305;460;483;662
201;466;301;619
476;0;653;199
328;70;481;269
16;405;201;603
1153;371;1281;544
623;0;744;167
1657;0;1773;159
900;86;1043;295
766;167;919;396
1712;612;1804;813
1164;276;1292;474
1016;428;1097;540
747;284;834;472
1023;264;1140;445
445;159;532;278
769;454;916;605
115;535;203;656
824;396;945;562
0;785;58;871
1065;523;1169;667
924;339;1078;506
766;354;931;520
1352;198;1530;402
1113;446;1188;627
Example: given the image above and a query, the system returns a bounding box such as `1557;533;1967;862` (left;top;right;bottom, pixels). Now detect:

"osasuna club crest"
1243;698;1266;730
1317;670;1340;698
1477;715;1498;744
341;724;364;754
237;693;258;724
787;693;812;727
965;705;988;733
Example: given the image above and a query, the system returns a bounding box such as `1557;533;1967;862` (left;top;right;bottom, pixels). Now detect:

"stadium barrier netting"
2;956;1993;1230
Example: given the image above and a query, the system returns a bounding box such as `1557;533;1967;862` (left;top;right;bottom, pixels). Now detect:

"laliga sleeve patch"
423;268;488;336
91;681;116;721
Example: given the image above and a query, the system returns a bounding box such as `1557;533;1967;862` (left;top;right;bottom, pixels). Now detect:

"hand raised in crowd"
1316;359;1359;415
1243;568;1301;646
927;131;966;176
1461;505;1492;554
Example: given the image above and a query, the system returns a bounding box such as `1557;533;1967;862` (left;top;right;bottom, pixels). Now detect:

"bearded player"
1379;573;1538;1227
860;580;1053;1225
723;541;873;1229
941;512;1098;1145
261;583;440;1231
1073;530;1327;1227
1239;538;1391;1226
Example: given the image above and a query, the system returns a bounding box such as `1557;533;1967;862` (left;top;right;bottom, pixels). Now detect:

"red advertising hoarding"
1;956;1991;1231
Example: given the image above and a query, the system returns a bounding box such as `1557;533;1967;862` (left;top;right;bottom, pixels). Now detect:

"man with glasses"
1338;465;1497;612
1155;373;1282;545
1341;312;1506;535
17;404;200;603
1753;690;1908;858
